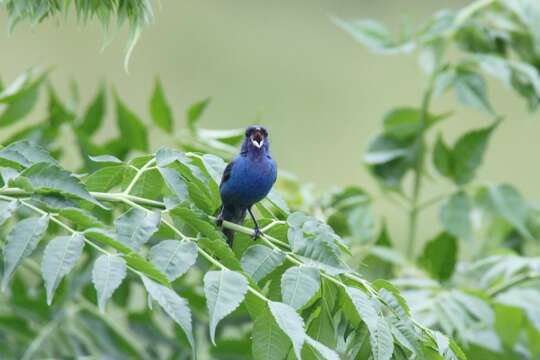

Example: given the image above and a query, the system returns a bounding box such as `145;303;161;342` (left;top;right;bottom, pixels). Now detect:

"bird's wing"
219;160;234;189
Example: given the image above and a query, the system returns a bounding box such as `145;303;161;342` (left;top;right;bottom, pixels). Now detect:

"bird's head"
242;125;270;154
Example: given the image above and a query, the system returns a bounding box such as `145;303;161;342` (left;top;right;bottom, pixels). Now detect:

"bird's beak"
251;132;264;148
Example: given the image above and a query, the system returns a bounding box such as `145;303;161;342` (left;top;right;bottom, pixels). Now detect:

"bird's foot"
216;217;223;227
252;227;262;240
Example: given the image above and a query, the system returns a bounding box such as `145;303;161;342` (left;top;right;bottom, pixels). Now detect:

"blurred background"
1;0;539;247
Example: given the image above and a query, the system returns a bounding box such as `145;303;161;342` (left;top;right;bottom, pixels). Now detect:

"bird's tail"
218;205;246;247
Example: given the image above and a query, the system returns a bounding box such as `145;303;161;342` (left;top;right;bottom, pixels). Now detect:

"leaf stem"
406;78;435;260
487;273;540;297
123;158;156;195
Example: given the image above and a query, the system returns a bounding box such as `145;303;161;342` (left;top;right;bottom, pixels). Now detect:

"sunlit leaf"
41;233;85;305
204;269;249;344
1;215;49;291
92;254;127;312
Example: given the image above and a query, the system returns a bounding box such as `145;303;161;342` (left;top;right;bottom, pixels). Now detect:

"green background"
1;0;539;250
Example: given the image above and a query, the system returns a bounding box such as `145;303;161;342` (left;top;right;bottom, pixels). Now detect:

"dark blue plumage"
218;126;277;246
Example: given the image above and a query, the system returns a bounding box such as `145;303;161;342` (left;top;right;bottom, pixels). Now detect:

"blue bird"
217;125;277;246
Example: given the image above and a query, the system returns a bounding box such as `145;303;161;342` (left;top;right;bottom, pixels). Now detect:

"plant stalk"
406;80;434;260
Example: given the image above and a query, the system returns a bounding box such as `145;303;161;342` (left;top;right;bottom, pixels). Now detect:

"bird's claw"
252;227;262;240
216;218;223;227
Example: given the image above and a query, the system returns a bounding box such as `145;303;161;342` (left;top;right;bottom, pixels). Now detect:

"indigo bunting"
217;126;277;246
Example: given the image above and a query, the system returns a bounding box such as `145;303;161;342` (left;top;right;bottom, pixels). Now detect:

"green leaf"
433;134;453;178
92;254;127;312
433;123;497;185
141;275;195;357
187;98;211;132
59;207;104;230
149;240;198;281
364;134;418;190
268;301;306;359
333;18;414;54
115;208;161;250
0;199;17;226
383;107;447;140
454;70;494;115
85;165;136;192
451;123;496;185
287;226;347;275
418;232;458;281
79;84;106;136
345;287;393;360
0;140;57;170
88;155;122;164
0;70;46;128
204;269;249;344
150;78;173;133
371;317;394;360
494;304;524;349
241;245;285;283
304;337;340;360
41;233;85;305
281;266;320;310
345;287;379;331
439;192;473;242
13;163;104;208
1;215;49;291
170;204;224;240
114;92;148;151
252;307;291;360
488;183;533;239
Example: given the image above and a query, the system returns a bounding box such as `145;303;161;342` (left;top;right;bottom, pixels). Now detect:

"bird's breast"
220;157;276;208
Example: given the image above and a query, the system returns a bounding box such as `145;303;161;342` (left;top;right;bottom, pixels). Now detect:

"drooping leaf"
0;199;17;226
150;78;173;133
451;123;497;185
12;163;104;208
439;192;473;242
382;107;447;139
241;245;285;283
78;84;106;136
433;123;497;185
1;215;49;291
85;165;136;192
252;307;291;360
149;240;198;281
92;254;127;312
281;266;320;310
115;208;161;250
41;233;85;305
333;18;414;54
345;287;393;360
433;134;453;179
0;140;57;170
114;92;148;151
141;275;195;356
88;155;123;164
187;98;211;132
304;337;340;360
418;232;458;281
0;70;47;128
488;183;533;239
59;207;104;230
454;70;494;115
203;269;249;344
267;301;306;359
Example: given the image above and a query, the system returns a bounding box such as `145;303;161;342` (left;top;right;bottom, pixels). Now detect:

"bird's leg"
216;205;224;227
248;207;261;240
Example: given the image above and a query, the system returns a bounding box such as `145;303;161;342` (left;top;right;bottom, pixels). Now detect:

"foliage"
0;71;459;359
0;0;155;69
331;0;540;358
1;0;540;359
